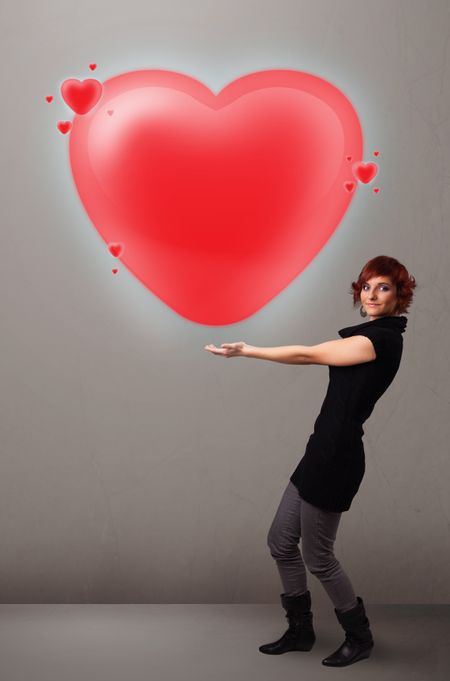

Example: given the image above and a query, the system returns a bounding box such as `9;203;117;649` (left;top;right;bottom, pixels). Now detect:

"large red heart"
69;69;363;325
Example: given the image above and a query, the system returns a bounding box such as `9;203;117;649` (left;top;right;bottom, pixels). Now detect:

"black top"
290;315;408;513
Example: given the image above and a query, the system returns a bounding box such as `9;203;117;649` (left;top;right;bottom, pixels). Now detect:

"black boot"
322;596;374;667
259;590;316;654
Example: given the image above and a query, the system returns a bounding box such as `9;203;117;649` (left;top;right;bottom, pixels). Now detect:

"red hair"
350;255;417;314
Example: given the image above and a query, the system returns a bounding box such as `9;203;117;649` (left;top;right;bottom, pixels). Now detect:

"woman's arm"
204;336;376;366
244;344;312;364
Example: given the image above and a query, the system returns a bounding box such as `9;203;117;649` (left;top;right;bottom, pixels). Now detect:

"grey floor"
0;604;448;681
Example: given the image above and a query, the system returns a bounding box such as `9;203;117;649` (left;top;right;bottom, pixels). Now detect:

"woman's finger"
204;344;226;355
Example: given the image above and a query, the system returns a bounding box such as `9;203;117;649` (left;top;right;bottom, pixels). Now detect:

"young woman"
204;255;416;668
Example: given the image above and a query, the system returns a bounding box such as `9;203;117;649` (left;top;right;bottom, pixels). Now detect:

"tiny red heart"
57;120;72;134
373;187;380;194
45;95;53;103
352;161;378;184
112;268;118;274
61;78;103;114
108;242;123;257
89;63;97;71
373;150;379;156
346;155;352;161
107;109;114;116
344;181;355;193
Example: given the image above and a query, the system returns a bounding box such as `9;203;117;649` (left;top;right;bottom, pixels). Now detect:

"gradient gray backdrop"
1;0;449;603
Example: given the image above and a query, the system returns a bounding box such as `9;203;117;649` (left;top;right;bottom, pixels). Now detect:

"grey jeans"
267;480;358;613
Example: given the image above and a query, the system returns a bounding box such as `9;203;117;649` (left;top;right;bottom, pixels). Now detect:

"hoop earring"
359;305;367;318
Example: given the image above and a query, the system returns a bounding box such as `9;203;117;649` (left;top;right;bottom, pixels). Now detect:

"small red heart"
107;109;114;116
108;242;123;257
89;63;97;71
352;161;378;184
46;95;53;103
373;187;380;194
344;181;355;193
346;155;352;161
373;150;379;156
61;78;103;114
57;120;72;134
112;268;118;274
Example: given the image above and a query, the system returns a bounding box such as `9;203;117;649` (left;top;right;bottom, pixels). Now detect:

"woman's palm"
204;342;247;357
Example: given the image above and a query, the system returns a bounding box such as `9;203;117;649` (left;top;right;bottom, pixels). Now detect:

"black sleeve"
353;327;389;360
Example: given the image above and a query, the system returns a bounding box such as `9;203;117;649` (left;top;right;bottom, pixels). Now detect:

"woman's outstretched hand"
204;341;249;358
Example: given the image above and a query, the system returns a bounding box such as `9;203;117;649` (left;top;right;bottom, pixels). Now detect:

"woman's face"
360;275;398;320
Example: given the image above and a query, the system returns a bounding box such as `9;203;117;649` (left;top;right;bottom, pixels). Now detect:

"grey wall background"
1;0;449;604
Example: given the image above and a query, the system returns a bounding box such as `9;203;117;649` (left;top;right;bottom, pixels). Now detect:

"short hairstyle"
350;255;417;314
